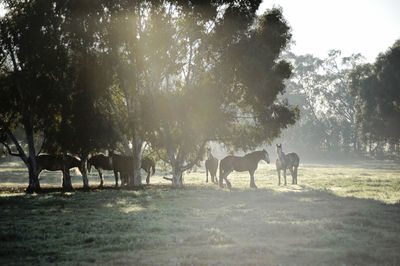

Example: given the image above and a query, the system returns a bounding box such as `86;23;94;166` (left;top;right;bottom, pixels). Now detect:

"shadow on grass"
1;182;399;265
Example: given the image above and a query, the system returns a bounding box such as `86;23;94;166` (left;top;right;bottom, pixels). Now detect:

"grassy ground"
0;160;399;265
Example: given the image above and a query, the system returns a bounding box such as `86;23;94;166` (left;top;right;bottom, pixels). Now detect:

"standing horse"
141;157;156;184
205;148;218;184
275;144;299;185
36;154;82;189
87;154;113;187
90;153;156;187
219;149;270;189
110;154;132;187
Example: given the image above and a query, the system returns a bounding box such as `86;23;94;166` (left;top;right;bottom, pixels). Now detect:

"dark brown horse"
87;154;113;187
89;154;155;187
275;144;299;185
36;154;82;189
219;149;270;189
205;148;218;184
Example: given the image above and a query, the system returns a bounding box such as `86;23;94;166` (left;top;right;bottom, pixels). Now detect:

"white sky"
1;1;399;63
258;0;400;62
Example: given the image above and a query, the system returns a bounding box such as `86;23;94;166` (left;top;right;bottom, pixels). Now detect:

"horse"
219;149;270;189
205;148;218;184
141;157;156;185
275;144;299;185
87;154;113;187
89;153;156;187
36;154;82;189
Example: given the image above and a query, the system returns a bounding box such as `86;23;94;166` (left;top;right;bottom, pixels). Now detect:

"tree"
281;50;364;155
40;1;120;189
147;4;299;186
1;1;299;190
348;40;400;157
0;0;70;192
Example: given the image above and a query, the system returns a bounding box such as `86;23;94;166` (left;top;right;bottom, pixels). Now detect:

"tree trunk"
130;135;143;187
172;168;183;187
62;154;73;191
26;164;40;193
24;117;41;193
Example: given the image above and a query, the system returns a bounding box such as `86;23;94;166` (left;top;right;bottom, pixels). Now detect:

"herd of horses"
205;144;299;188
36;144;299;189
37;153;155;187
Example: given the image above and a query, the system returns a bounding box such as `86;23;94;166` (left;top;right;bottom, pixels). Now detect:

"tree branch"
0;120;29;165
1;141;21;157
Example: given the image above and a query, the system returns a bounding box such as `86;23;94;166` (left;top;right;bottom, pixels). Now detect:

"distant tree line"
0;0;298;192
280;42;400;160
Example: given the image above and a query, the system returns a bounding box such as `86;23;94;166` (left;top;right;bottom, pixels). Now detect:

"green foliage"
349;40;400;145
281;51;364;154
1;1;299;188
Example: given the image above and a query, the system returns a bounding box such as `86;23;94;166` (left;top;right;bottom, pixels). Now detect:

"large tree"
348;40;400;156
79;1;298;186
146;4;299;186
0;0;69;192
40;1;120;189
281;51;364;155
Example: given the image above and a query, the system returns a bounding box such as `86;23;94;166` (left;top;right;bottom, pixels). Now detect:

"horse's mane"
244;150;265;160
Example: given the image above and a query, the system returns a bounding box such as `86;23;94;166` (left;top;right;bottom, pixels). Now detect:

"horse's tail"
218;161;223;186
205;162;209;180
294;153;299;184
294;153;300;167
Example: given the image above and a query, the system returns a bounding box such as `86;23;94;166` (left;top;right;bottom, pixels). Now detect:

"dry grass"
0;160;399;265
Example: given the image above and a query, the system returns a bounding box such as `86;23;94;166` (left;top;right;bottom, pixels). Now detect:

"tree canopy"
0;0;299;190
348;40;400;146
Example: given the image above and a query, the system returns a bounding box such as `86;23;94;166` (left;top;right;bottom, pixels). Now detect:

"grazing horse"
94;153;155;187
87;154;113;187
219;149;270;189
205;148;218;184
275;144;299;185
36;154;82;189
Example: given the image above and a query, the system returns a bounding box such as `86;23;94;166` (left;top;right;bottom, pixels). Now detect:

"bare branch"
1;141;21;157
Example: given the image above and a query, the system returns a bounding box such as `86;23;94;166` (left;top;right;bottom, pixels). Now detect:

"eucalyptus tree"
142;4;299;186
95;1;298;187
283;51;364;154
0;0;70;192
40;1;120;189
348;40;400;156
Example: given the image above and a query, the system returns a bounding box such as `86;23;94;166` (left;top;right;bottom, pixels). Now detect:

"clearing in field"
0;160;399;265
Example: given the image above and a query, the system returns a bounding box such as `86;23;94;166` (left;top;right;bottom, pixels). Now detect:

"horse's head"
207;147;214;159
276;144;282;154
262;149;270;164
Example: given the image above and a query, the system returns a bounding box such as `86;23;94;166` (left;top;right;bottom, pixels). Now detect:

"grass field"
0;159;400;265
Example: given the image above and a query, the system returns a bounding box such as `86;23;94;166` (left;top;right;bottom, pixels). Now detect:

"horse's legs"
113;170;119;187
288;167;295;184
98;168;104;187
219;169;224;188
212;173;217;184
146;170;151;185
294;166;298;184
223;171;232;189
206;167;209;183
283;169;287;186
62;170;65;187
249;170;257;188
277;169;281;186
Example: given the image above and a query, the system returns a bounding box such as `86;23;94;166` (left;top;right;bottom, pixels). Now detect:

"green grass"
0;160;399;265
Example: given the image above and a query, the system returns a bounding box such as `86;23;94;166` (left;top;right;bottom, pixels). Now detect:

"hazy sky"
1;1;399;63
258;0;400;62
